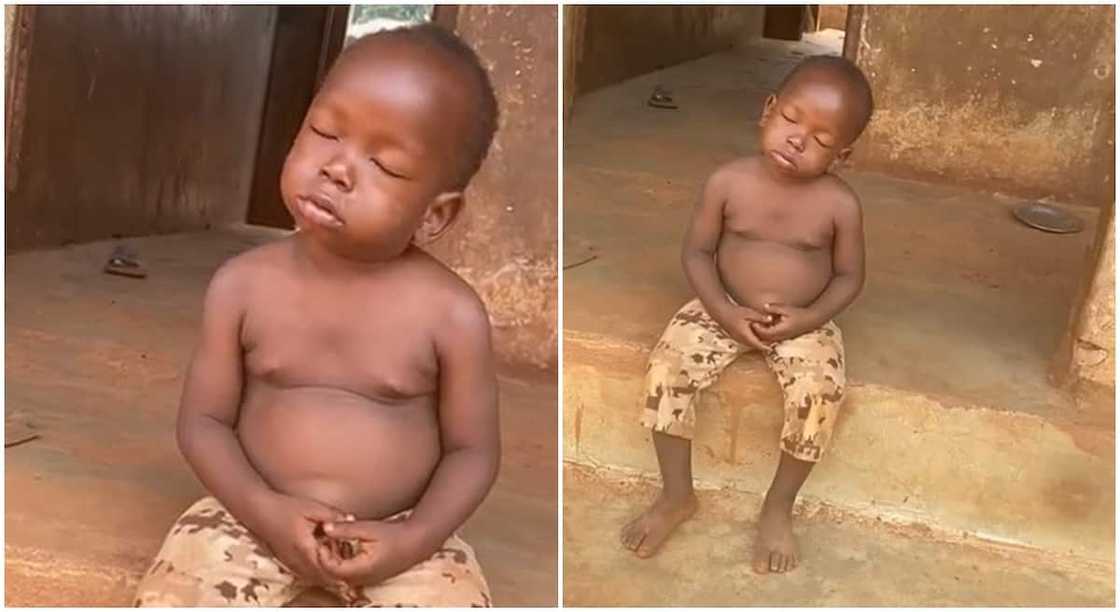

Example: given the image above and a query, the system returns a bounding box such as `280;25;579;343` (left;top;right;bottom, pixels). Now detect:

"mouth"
769;150;798;170
297;194;344;228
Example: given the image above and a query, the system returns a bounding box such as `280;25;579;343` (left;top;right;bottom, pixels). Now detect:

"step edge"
563;461;1115;578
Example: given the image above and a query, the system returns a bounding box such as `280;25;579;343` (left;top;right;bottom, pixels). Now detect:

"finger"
298;538;336;585
739;308;772;324
323;520;374;541
302;501;349;523
741;327;770;352
320;552;371;582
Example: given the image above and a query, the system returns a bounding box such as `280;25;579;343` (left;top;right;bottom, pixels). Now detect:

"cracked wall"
427;6;558;369
851;5;1115;207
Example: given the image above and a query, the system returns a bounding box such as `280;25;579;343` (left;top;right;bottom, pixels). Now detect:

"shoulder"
400;248;491;333
202;240;295;321
707;157;761;190
818;174;862;221
206;240;287;297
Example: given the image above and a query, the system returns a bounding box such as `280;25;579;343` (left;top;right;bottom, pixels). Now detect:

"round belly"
717;239;831;312
238;385;441;519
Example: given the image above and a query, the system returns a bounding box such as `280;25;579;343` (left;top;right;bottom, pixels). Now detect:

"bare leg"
752;451;814;573
619;431;699;558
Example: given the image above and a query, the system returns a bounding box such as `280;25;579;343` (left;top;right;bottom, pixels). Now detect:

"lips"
298;194;344;228
769;150;797;170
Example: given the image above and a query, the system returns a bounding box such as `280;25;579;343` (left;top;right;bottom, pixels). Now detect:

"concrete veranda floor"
564;35;1103;421
562;32;1112;607
5;226;557;606
563;464;1114;607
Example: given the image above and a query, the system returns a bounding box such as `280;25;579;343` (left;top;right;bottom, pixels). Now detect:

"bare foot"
619;492;699;558
752;502;799;573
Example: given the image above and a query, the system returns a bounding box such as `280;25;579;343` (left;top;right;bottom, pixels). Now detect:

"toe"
769;551;781;573
619;522;635;547
634;534;657;558
782;555;793;573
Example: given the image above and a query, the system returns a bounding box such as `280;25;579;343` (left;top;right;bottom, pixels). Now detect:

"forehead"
779;73;860;137
315;38;474;144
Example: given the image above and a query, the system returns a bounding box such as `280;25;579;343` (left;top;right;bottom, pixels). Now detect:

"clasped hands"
721;302;817;351
256;493;425;591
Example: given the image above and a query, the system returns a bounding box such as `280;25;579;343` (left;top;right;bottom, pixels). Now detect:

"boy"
135;24;501;607
620;56;873;574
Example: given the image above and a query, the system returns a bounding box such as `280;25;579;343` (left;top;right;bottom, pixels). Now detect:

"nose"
319;157;353;192
787;131;805;152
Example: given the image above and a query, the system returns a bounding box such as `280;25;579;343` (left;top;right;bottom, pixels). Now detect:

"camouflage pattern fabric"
134;497;491;607
639;298;846;463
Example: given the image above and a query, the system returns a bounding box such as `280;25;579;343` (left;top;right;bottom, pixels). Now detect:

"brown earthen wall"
5;6;276;251
818;5;847;32
572;5;765;96
426;5;558;369
1070;213;1115;389
851;5;1115;207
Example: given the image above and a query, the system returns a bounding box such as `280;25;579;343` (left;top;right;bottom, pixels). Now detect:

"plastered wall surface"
1071;214;1115;388
428;6;558;369
851;5;1115;207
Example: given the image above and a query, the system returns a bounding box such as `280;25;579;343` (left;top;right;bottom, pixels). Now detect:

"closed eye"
309;125;337;140
815;136;833;148
370;157;409;180
781;113;795;123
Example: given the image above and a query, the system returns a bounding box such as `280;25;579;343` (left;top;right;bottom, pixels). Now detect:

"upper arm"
683;167;731;257
178;261;247;434
831;190;865;281
434;288;499;457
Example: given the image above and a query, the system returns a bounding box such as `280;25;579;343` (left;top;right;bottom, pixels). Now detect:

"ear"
831;146;854;170
759;94;777;126
412;191;464;245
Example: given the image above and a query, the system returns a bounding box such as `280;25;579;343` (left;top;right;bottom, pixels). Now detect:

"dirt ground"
5;226;558;606
563;464;1113;607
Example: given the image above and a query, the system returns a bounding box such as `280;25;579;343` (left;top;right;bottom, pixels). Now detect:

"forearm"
806;272;863;326
682;248;733;324
177;415;276;533
402;444;500;560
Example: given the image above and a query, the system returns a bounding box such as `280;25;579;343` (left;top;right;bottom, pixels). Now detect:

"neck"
291;230;401;277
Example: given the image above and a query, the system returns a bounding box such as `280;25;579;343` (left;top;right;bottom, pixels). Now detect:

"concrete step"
563;329;1114;565
563;464;1114;606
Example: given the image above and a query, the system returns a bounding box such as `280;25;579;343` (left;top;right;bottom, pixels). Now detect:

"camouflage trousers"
640;298;846;463
134;497;491;607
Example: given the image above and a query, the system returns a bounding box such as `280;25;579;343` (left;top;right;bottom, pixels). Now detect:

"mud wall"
5;6;275;251
818;5;847;32
851;5;1115;207
1066;213;1115;390
571;5;764;96
426;6;558;369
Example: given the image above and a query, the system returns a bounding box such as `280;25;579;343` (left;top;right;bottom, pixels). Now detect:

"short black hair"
777;55;874;142
343;23;500;188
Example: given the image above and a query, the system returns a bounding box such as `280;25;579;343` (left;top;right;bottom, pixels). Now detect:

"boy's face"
280;38;472;262
758;74;858;181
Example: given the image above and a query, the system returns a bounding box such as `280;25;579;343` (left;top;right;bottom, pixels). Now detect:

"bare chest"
722;195;834;251
241;291;437;400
